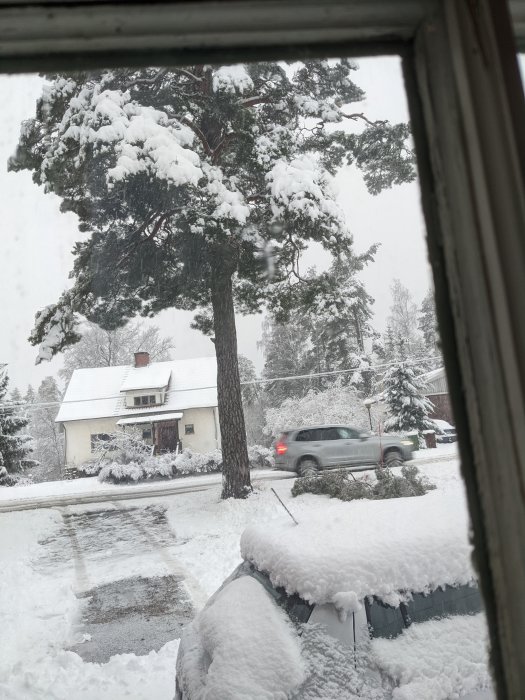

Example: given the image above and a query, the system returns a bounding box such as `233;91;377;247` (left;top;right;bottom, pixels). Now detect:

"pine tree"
418;288;443;369
383;363;436;436
24;385;36;404
10;61;415;498
0;369;33;480
29;377;64;481
10;387;22;402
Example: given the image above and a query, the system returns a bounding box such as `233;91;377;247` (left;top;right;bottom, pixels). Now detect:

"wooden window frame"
2;0;525;696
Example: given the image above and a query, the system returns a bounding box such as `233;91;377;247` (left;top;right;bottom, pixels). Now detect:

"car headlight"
401;440;414;446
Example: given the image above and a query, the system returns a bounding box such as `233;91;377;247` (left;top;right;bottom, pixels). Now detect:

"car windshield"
366;583;483;639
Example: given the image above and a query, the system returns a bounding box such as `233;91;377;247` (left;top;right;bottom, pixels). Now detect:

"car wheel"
385;450;403;468
299;458;319;477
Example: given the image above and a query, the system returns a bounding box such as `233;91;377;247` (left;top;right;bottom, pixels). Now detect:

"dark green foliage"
291;465;436;501
0;369;33;479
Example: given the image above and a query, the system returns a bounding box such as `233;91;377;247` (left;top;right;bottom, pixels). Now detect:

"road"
0;450;456;514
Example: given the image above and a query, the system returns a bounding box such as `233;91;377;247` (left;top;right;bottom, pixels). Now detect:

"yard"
0;448;483;699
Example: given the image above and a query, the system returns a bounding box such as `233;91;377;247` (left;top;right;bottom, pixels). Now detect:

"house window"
133;395;157;406
185;424;194;435
90;433;113;452
142;428;152;441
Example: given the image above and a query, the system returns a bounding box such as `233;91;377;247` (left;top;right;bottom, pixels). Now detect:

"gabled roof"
120;364;172;392
56;356;217;423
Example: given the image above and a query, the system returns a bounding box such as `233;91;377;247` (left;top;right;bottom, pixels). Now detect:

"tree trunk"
210;267;251;499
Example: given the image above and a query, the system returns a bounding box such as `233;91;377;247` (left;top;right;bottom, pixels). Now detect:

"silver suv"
273;425;414;476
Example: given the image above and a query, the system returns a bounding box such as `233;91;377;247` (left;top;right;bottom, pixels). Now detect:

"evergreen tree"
29;377;64;481
0;369;33;480
10;388;22;402
24;385;36;404
60;320;173;386
418;288;443;367
383;363;436;436
10;61;415;498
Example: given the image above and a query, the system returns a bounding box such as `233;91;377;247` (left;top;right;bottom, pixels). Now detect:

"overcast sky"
0;57;432;393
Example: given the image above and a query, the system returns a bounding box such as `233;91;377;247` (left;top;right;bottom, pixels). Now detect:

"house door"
154;420;180;453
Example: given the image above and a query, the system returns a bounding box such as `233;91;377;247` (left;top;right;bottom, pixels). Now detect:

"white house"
56;352;220;467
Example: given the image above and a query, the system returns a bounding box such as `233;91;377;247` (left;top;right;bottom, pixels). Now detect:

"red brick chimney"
134;351;150;368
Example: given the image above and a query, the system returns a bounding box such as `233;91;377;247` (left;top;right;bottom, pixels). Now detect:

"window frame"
2;1;525;696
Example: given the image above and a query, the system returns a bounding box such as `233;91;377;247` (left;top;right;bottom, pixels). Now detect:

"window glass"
337;427;359;439
185;424;194;435
320;427;339;441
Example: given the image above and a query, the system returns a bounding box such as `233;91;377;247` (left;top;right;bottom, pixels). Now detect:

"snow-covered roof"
56;356;217;423
240;487;474;609
120;364;172;392
116;412;183;426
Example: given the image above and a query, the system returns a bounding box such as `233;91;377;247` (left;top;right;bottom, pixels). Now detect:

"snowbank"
241;487;475;608
178;576;305;700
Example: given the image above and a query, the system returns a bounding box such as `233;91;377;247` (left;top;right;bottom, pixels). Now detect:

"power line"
0;354;441;414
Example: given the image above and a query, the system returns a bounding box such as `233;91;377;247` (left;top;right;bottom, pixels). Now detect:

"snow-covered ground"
0;450;472;699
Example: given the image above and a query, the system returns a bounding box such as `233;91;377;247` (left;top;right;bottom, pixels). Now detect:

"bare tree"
59;321;173;386
387;279;422;358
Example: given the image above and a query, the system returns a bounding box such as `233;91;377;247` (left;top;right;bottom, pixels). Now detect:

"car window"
337;427;360;439
320;427;339;441
366;583;483;639
296;430;312;442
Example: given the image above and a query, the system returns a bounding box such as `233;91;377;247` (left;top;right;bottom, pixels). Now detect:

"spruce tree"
10;61;415;498
24;385;36;404
0;370;33;480
29;377;64;481
383;362;436;436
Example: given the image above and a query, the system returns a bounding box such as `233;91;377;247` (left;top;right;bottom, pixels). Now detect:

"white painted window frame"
1;0;525;696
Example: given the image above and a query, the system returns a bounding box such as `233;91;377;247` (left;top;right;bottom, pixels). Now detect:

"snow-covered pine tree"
10;387;22;402
29;377;64;481
24;385;36;404
10;61;415;498
0;369;33;481
383;362;436;436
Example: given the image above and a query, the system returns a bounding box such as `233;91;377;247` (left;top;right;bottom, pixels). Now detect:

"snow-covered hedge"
78;437;274;483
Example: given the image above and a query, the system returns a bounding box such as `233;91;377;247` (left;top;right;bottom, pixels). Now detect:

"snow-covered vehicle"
175;487;494;699
434;419;458;444
273;424;414;476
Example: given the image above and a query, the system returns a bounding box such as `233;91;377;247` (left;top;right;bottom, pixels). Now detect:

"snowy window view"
0;58;493;699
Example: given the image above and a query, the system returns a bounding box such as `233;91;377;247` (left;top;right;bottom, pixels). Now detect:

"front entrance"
154;420;180;454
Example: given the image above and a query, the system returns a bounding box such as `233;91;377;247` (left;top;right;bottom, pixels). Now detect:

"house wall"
179;407;220;453
426;393;454;424
63;406;220;466
64;416;119;466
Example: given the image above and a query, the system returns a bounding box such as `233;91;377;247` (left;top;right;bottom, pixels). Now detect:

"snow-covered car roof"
433;419;455;430
240;487;474;610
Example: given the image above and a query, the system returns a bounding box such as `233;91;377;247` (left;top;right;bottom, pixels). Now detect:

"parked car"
176;489;494;699
434;419;458;443
273;424;414;476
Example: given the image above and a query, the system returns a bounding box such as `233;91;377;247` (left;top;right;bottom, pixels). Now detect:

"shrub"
247;445;275;470
82;439;275;484
291;465;436;502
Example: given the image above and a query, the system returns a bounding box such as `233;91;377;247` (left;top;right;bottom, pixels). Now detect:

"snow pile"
212;65;254;94
372;613;492;700
3;640;179;700
241;487;475;608
177;576;305;700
